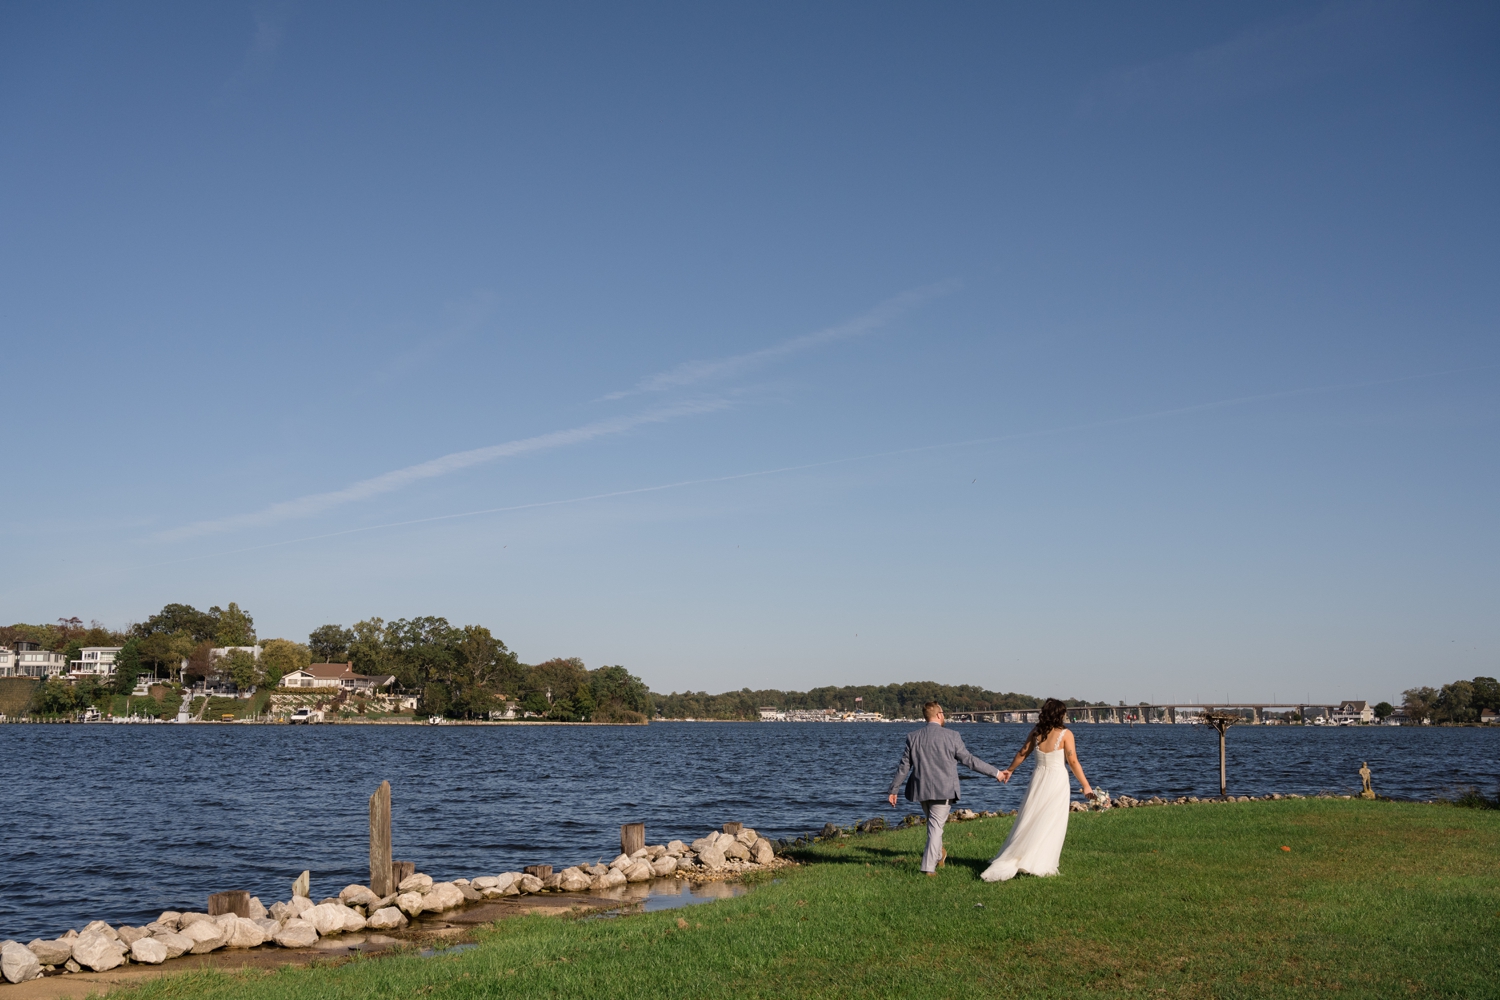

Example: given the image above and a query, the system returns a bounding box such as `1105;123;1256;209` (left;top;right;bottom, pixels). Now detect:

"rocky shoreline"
0;823;790;986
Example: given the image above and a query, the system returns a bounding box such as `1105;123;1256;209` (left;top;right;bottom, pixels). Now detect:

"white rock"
73;930;128;970
214;913;240;931
151;931;193;959
273;920;318;948
225;918;266;948
698;845;726;870
723;840;751;861
396;892;425;916
157;911;183;930
690;837;716;853
751;838;775;864
117;925;150;946
609;853;632;869
254;918;281;937
288;896;314;918
339;885;380;908
178;912;213;929
422;882;464;912
592;868;627;889
293;870;311;898
471;876;499;890
714;832;739;851
83;920;119;940
630;847;650;859
368;907;407;930
398;873;433;893
651;856;678;876
27;938;72;966
495;872;520;892
624;860;654;882
666;840;686;856
304;903;350;936
559;871;593;892
247;897;268;920
130;938;169;965
1;941;42;984
268;901;290;922
736;828;759;846
517;874;543;894
181;920;227;954
341;907;367;932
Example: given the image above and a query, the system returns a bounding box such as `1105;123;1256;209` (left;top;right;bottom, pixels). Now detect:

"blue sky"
1;2;1495;703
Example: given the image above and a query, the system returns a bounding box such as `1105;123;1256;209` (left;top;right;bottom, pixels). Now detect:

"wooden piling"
207;891;250;917
722;822;743;836
369;781;393;896
524;865;553;880
620;822;645;856
392;860;415;887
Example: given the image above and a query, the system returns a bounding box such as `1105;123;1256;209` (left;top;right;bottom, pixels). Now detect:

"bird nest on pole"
1203;711;1240;799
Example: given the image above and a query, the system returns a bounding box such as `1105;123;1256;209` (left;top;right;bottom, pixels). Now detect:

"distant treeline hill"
651;683;1053;721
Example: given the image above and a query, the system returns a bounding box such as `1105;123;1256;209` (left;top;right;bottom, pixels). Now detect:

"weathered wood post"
621;822;645;856
722;822;743;836
370;780;393;897
1204;712;1237;798
524;864;553;880
208;891;250;917
392;860;415;886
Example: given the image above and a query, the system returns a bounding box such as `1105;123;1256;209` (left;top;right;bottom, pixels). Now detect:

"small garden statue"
1359;761;1375;799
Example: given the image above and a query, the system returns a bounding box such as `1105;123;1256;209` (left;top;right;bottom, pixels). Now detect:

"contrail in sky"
153;364;1488;563
152;398;731;542
601;279;961;400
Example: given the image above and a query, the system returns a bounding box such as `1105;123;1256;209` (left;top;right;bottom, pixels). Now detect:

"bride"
981;698;1093;882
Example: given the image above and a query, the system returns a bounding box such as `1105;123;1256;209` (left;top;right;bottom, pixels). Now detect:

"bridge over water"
947;703;1349;725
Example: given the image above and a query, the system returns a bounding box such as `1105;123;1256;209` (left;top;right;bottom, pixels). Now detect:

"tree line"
1402;677;1499;724
650;682;1054;720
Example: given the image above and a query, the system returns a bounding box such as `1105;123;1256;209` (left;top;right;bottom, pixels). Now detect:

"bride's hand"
997;770;1011;783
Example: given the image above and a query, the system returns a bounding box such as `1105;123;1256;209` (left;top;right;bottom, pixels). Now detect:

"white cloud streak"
602;279;961;400
153;398;731;542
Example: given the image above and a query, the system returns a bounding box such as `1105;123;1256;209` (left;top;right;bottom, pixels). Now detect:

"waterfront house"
1332;700;1375;724
280;662;395;693
1482;709;1499;724
13;641;67;678
758;707;786;721
0;647;14;677
69;646;123;679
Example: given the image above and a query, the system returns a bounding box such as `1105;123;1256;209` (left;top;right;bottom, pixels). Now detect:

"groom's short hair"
923;702;942;720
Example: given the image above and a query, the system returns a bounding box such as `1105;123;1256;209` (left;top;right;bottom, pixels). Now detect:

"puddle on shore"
420;942;479;958
590;879;748;917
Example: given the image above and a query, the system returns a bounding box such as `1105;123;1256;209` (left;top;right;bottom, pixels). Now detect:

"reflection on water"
0;722;1492;940
585;877;748;917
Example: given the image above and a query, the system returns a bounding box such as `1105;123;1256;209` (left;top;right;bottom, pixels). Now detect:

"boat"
427;716;444;725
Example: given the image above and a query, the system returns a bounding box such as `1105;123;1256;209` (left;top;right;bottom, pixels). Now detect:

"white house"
209;646;261;663
69;646;123;679
0;647;14;677
1333;700;1375;724
13;642;66;678
1481;709;1499;725
280;663;395;693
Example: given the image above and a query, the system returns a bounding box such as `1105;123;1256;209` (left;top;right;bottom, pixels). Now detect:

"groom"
887;702;1004;876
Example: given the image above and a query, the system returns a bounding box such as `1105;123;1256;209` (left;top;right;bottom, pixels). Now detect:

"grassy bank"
0;677;38;716
123;800;1496;998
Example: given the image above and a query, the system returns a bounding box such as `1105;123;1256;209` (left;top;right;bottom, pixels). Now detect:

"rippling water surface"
1;721;1495;940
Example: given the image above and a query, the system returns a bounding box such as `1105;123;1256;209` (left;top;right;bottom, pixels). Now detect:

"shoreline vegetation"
19;797;1495;999
4;607;1497;726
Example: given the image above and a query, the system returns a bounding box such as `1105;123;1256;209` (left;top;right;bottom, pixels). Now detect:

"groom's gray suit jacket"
888;722;1001;803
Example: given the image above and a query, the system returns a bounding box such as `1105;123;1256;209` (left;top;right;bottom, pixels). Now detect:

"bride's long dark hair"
1029;698;1069;745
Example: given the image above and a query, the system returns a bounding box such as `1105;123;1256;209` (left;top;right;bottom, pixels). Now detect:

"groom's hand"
997;770;1011;783
887;793;897;807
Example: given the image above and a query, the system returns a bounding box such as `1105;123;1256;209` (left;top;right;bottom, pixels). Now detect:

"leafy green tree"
133;604;220;643
1470;676;1500;714
386;617;458;693
1403;686;1438;723
1374;701;1394;720
548;695;577;721
212;603;256;646
523;691;550;716
221;649;260;691
348;618;395;677
31;678;77;715
573;682;596;721
259;639;311;687
590;665;651;721
112;638;144;695
308;625;354;662
1434;681;1476;724
62;639;85;672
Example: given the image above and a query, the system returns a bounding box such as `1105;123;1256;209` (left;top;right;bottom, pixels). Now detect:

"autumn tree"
259;639;312;687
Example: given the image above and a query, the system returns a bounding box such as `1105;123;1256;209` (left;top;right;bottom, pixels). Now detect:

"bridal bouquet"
1086;787;1112;810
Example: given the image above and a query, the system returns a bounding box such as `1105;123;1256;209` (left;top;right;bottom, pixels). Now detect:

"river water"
1;721;1495;941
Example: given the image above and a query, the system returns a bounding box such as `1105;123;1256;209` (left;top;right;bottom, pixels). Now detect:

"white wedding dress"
981;747;1071;882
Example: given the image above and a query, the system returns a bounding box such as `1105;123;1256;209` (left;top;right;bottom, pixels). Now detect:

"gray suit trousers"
921;800;951;873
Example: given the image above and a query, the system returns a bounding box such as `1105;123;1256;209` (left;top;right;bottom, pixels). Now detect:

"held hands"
997;770;1011;784
888;793;898;807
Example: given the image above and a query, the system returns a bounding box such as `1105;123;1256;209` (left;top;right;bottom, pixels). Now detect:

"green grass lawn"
122;800;1497;999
